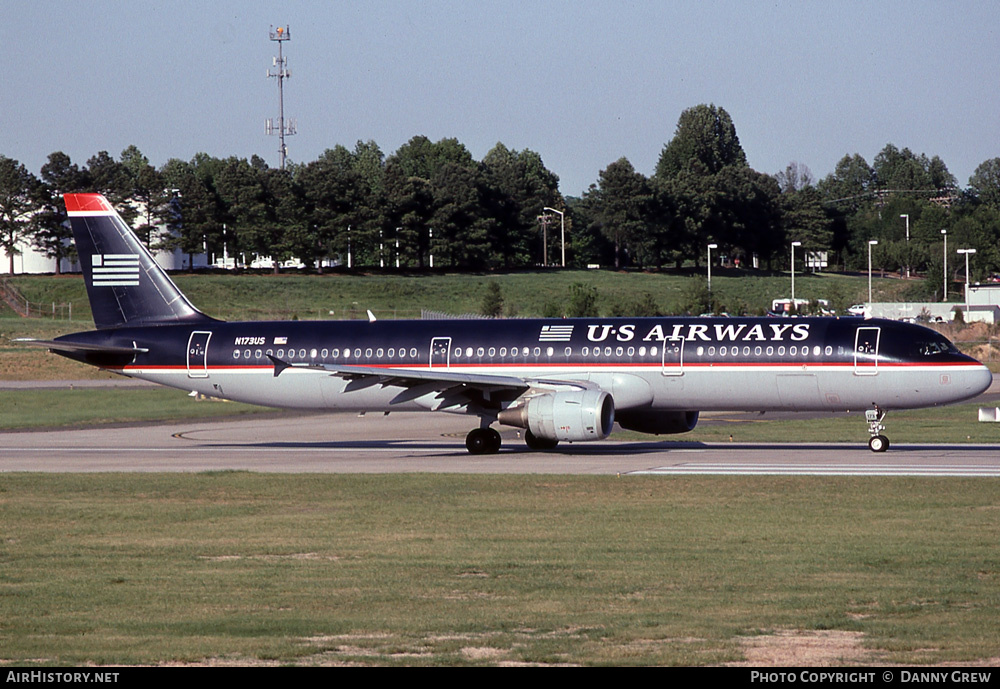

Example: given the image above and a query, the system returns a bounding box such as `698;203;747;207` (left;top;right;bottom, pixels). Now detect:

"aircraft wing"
269;354;527;389
267;355;591;408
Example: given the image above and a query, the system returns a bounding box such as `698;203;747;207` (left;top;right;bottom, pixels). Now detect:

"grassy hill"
5;268;896;323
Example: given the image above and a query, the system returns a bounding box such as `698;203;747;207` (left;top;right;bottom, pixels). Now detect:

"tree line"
3;103;1000;293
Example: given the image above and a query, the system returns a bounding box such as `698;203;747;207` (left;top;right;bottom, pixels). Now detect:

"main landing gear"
464;428;562;453
524;429;559;451
866;404;889;452
466;427;502;454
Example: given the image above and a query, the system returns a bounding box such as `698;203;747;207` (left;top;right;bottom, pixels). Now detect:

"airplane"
20;193;993;454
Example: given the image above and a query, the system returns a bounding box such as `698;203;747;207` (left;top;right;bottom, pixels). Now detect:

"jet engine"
498;389;614;442
615;409;699;435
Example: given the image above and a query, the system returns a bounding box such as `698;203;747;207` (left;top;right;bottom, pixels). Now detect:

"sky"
3;1;998;198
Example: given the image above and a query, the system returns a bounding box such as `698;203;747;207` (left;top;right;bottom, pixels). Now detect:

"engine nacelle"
498;389;615;442
615;410;699;435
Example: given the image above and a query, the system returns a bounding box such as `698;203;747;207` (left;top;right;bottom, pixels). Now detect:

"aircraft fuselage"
54;316;991;415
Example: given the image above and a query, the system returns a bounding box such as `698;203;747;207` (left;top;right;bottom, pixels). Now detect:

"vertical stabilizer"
64;194;216;329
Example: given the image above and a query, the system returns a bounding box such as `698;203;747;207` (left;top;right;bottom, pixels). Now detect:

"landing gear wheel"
868;435;889;453
466;428;502;455
865;404;889;453
524;429;559;451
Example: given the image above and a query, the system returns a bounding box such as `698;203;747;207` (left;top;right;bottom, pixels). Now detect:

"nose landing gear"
866;404;889;452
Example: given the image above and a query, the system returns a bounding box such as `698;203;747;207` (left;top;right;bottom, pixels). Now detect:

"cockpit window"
916;338;957;356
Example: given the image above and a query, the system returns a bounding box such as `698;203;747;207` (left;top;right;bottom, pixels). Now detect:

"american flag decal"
539;324;574;342
92;254;140;287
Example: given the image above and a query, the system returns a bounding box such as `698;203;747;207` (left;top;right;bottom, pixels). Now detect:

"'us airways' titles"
579;322;810;343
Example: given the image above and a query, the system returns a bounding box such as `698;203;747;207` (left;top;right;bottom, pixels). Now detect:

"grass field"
0;387;271;430
5;269;895;323
2;473;998;666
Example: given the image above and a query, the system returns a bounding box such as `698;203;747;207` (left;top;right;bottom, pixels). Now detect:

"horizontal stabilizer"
14;338;149;355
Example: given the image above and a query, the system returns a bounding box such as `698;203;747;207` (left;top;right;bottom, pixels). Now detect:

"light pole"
707;243;718;292
900;214;910;278
941;229;948;302
790;241;801;309
868;240;878;305
957;248;976;318
543;207;566;267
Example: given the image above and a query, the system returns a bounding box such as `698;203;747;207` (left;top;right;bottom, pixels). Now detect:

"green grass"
1;474;998;666
6;269;892;323
0;387;272;430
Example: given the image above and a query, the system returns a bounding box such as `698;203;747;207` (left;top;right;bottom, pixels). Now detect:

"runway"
3;411;1000;476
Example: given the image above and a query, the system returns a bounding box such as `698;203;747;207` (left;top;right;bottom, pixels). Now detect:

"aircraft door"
853;327;880;375
661;337;685;376
187;331;212;378
429;337;451;369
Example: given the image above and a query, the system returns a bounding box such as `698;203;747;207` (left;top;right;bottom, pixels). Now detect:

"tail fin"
65;193;217;329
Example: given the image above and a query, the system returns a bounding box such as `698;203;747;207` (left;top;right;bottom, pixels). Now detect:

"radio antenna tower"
266;25;296;169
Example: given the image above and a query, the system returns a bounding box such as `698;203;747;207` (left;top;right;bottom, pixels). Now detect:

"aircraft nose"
971;365;994;397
